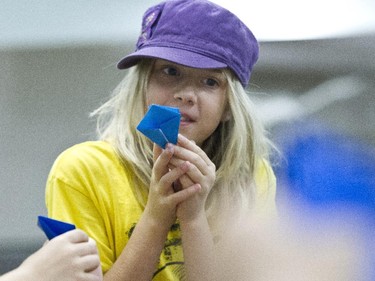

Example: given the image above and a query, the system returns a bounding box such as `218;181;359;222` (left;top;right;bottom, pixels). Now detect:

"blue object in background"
274;120;375;279
274;120;375;217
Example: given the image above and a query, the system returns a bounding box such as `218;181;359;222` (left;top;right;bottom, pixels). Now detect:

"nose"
173;88;197;105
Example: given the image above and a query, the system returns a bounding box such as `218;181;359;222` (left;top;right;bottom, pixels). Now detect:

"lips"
180;112;195;125
181;116;192;122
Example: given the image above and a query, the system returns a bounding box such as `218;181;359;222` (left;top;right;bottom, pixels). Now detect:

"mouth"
180;113;195;125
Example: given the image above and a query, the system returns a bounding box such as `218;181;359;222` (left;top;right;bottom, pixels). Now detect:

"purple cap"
117;0;259;86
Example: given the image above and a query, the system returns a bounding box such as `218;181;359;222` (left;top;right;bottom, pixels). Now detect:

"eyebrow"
205;69;227;80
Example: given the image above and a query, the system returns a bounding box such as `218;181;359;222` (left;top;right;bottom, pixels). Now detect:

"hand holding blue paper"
137;104;181;148
37;216;76;240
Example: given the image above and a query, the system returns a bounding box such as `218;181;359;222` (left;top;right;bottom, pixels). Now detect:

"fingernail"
166;143;174;152
183;161;190;170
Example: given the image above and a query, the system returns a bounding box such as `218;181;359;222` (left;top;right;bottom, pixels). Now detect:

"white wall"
0;44;131;272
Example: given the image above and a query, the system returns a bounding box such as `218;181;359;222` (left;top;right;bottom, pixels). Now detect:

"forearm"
103;212;170;281
180;213;218;281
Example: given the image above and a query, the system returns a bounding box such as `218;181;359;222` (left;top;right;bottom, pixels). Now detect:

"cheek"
216;99;229;122
146;84;170;106
145;89;159;107
204;108;225;131
145;94;153;107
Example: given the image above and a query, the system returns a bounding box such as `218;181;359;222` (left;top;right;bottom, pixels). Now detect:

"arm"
170;135;218;281
179;212;217;281
103;144;200;281
0;229;102;281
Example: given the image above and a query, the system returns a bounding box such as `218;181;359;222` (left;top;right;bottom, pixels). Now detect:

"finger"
56;229;89;244
168;150;206;188
172;175;195;192
159;161;191;193
169;176;194;194
78;238;99;257
86;264;103;280
168;160;202;188
153;143;163;163
168;156;187;169
153;143;174;181
177;134;212;166
178;174;195;189
169;183;201;205
181;163;205;186
80;254;102;273
171;145;209;176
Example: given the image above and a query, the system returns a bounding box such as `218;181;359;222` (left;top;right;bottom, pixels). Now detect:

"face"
146;59;229;146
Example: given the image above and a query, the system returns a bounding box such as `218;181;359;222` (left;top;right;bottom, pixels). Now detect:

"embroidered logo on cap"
136;5;162;49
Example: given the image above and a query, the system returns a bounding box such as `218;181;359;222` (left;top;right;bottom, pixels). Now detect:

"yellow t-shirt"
45;141;276;280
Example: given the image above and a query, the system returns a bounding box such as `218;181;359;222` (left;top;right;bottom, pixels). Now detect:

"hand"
20;229;102;281
169;134;216;223
144;143;201;229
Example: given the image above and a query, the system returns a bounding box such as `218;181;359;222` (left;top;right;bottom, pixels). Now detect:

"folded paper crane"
137;104;181;148
37;216;76;240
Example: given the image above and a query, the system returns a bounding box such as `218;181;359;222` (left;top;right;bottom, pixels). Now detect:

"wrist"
140;208;174;234
179;211;207;229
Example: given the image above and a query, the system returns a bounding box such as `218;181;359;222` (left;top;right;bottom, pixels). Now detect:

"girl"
46;0;276;280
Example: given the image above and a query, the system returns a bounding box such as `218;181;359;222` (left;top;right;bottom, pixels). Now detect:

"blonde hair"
91;60;274;233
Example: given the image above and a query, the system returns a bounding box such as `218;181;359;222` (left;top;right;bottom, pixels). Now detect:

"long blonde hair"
91;60;274;232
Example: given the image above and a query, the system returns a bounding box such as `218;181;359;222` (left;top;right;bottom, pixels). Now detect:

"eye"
162;66;179;76
203;78;220;87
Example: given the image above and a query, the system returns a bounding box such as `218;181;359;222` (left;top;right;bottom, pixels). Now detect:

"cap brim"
117;46;227;70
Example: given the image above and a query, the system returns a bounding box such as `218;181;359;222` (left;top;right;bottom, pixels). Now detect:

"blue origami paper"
137;104;180;148
37;216;76;240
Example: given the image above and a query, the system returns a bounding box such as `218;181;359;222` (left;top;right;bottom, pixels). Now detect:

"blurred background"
1;0;374;275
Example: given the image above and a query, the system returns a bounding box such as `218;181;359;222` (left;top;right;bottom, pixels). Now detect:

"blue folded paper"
37;215;76;240
137;104;181;148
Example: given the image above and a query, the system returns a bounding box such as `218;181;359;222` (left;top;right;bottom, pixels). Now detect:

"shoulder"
48;141;124;181
54;141;118;165
57;140;116;159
